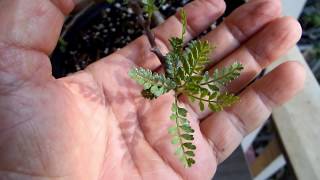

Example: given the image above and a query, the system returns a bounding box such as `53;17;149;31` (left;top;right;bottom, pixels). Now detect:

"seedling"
110;0;243;168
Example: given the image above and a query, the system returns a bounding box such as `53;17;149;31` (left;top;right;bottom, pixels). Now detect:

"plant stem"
187;94;219;103
128;0;167;70
199;72;233;86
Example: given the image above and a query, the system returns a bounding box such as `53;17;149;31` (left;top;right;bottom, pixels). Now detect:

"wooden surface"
267;46;320;180
250;138;281;177
213;147;252;180
250;138;285;180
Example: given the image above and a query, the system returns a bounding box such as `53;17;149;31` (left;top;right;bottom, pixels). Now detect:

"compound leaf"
129;67;176;98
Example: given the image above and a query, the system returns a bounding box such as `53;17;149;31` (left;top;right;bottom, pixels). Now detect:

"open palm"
0;0;305;179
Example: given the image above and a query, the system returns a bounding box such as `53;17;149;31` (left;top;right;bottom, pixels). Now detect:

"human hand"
0;0;305;179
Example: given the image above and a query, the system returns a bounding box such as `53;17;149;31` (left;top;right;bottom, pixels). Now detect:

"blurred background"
51;0;320;179
299;0;320;82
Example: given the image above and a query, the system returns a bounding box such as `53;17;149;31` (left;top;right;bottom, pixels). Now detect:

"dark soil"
50;0;245;78
51;2;142;78
51;1;192;78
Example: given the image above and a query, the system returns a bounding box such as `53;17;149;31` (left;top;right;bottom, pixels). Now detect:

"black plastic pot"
50;0;245;78
51;2;143;78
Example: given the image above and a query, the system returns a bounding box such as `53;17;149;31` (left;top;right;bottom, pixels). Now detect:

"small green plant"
58;38;68;53
304;12;320;27
110;0;243;167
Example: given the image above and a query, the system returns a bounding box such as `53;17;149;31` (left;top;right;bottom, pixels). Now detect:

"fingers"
0;0;74;54
0;0;74;87
218;17;302;92
203;0;282;64
117;0;226;70
113;0;282;75
200;61;305;163
181;17;302;118
50;0;75;15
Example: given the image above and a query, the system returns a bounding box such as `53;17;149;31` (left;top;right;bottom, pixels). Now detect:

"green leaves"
183;143;196;150
169;102;196;167
181;134;194;140
166;39;212;88
142;0;157;18
186;89;240;113
169;37;184;53
58;38;68;53
165;10;187;80
182;40;212;76
165;51;179;79
179;62;243;112
105;0;115;3
142;0;166;19
166;40;212;87
180;9;187;39
208;92;239;112
128;9;244;168
211;62;244;85
129;67;176;98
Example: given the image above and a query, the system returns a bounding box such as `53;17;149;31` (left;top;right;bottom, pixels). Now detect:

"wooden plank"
281;0;307;18
267;46;320;180
250;138;284;179
254;155;286;180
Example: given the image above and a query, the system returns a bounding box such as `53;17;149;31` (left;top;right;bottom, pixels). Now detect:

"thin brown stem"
128;0;167;70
